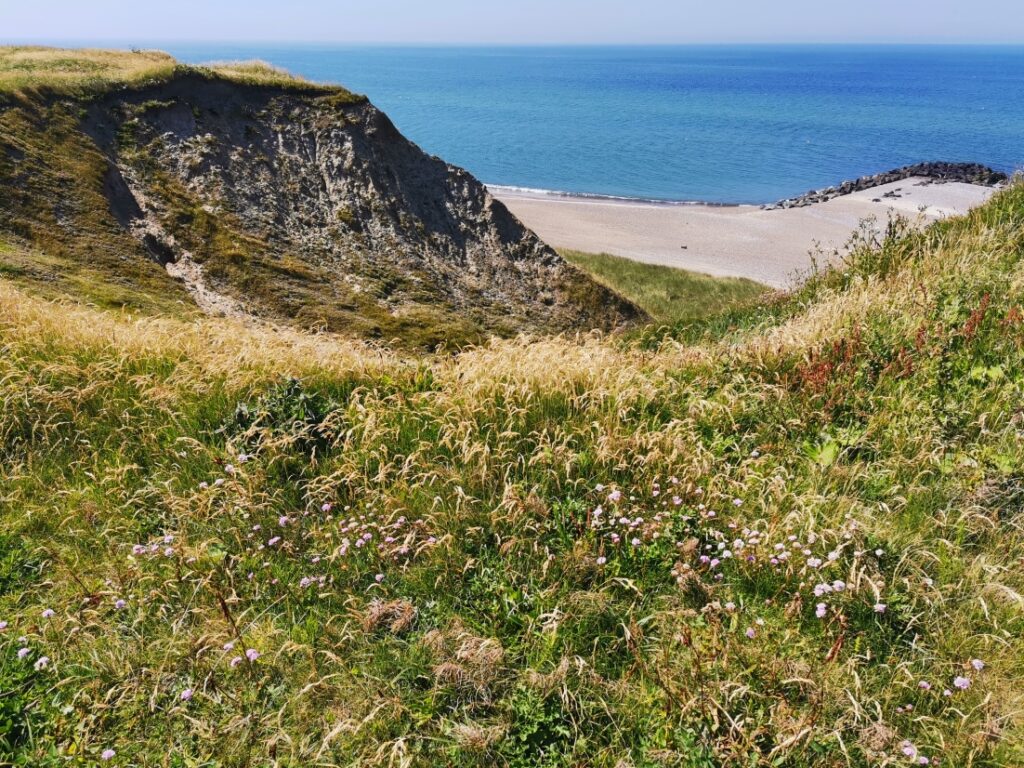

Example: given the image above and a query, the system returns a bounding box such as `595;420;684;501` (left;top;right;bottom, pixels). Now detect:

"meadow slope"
2;186;1024;766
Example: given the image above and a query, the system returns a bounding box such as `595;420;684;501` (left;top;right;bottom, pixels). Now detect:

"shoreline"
485;184;744;209
489;162;1009;210
495;176;1000;288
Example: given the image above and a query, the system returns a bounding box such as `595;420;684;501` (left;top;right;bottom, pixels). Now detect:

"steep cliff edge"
0;49;642;345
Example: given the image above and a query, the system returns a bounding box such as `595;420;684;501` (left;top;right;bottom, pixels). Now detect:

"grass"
0;46;178;98
0;46;360;100
561;249;768;326
1;183;1023;766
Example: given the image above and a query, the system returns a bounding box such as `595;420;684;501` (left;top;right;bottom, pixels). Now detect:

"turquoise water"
165;45;1024;204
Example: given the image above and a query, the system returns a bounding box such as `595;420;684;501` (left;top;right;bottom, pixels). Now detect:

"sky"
3;0;1022;45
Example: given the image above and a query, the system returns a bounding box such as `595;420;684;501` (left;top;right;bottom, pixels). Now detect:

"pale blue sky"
4;0;1022;45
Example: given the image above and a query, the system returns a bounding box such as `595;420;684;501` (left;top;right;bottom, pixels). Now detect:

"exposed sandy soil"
495;179;997;287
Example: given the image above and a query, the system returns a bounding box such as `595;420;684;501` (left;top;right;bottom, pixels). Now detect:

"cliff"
0;48;642;346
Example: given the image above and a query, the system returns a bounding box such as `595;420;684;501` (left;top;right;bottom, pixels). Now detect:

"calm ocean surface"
163;44;1024;204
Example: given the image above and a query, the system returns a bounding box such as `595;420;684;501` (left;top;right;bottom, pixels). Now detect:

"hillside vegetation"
561;249;768;326
2;180;1023;766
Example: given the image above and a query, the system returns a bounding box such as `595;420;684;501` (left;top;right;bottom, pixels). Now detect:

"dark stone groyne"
762;162;1010;210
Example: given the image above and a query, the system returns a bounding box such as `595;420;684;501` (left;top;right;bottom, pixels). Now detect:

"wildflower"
745;627;756;639
180;688;193;702
101;749;116;761
942;689;952;697
0;620;7;631
225;464;235;475
238;453;249;463
732;498;743;507
278;516;289;527
919;680;931;690
132;544;146;555
163;547;175;557
971;658;985;671
230;656;243;667
630;537;641;547
832;580;846;592
41;608;55;619
374;574;385;583
815;603;827;618
596;556;607;565
245;648;259;662
953;676;970;690
724;602;736;611
114;599;126;610
214;478;225;487
268;537;281;547
17;647;30;659
901;741;918;759
873;603;887;613
223;641;235;651
874;549;884;557
34;656;49;670
608;490;622;503
199;481;209;490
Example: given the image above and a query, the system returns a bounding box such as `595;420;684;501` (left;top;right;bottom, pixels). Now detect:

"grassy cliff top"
0;45;360;99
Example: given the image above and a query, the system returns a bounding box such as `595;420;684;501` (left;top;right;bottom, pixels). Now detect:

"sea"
161;44;1024;205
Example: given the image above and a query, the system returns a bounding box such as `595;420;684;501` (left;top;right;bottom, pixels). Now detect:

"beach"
495;179;997;287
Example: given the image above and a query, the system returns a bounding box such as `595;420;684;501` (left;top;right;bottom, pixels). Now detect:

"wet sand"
494;179;997;287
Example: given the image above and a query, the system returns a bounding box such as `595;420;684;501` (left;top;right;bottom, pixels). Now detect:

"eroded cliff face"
0;73;636;344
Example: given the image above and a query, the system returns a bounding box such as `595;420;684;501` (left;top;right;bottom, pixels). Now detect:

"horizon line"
5;39;1024;48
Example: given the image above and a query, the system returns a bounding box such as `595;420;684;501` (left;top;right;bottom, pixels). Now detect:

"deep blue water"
162;44;1024;204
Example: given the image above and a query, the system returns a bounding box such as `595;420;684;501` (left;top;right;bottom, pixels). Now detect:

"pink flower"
815;603;827;618
745;627;756;639
101;749;116;760
919;680;931;690
245;648;259;662
17;647;30;659
374;574;385;583
970;658;985;671
953;676;970;690
114;599;127;610
34;656;49;670
873;603;887;613
180;688;193;702
230;656;243;668
0;620;7;631
596;556;607;565
41;608;55;619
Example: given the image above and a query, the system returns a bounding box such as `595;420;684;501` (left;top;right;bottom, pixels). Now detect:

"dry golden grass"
0;46;177;95
1;186;1023;766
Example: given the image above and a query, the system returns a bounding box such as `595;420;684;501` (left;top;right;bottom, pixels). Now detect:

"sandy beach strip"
494;179;997;287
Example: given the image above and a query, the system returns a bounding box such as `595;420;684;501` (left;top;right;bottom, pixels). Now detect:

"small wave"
485;184;740;207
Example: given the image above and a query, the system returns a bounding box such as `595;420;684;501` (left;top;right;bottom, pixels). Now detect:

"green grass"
0;46;362;100
2;185;1024;766
561;249;768;325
